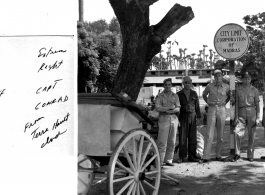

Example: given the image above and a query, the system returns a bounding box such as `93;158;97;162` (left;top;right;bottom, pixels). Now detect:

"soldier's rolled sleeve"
155;95;162;109
174;94;181;108
203;85;209;96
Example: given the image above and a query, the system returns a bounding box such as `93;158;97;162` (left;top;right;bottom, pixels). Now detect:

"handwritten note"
0;36;74;155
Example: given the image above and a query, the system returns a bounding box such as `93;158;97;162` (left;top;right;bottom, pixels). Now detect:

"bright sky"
81;0;264;58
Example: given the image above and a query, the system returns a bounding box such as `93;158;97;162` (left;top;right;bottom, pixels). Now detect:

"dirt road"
88;125;265;195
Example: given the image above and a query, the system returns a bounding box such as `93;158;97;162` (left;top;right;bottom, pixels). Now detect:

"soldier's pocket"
248;94;255;103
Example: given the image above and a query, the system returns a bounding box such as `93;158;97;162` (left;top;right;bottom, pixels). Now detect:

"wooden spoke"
141;154;157;172
113;175;134;183
140;142;152;168
126;182;136;195
145;170;159;175
137;135;144;169
132;182;137;195
139;182;147;195
123;146;136;171
136;183;140;195
116;160;134;175
143;180;156;190
116;179;134;195
108;129;160;195
113;169;125;176
132;136;138;169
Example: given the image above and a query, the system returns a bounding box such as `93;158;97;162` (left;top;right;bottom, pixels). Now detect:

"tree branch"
134;0;158;13
152;4;194;43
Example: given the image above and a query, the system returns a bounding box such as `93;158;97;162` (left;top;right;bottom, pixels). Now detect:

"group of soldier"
155;69;262;166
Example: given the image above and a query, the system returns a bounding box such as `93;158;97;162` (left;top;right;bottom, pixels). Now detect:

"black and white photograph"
77;0;265;195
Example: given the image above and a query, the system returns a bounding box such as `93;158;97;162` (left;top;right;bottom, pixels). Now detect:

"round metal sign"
214;23;249;60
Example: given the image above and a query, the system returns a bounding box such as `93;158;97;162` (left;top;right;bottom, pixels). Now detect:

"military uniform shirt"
155;90;180;115
237;85;259;108
203;82;230;106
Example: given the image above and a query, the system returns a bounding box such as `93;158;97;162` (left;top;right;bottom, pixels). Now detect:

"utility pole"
79;0;84;22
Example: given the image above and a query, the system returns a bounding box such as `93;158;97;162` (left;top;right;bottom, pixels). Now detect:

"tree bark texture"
110;0;194;100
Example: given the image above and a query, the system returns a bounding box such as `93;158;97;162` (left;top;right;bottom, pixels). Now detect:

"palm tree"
209;49;213;68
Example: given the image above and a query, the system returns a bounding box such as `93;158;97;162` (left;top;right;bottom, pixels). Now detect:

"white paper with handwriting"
0;36;74;156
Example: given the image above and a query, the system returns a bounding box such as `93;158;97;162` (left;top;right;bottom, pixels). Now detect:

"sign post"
214;23;249;161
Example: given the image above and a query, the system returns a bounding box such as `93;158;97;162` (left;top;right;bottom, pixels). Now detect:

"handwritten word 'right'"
0;89;6;97
35;95;68;110
36;79;63;94
38;60;63;72
38;47;67;58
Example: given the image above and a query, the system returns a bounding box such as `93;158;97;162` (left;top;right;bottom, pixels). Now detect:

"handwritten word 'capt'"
52;112;70;130
38;60;63;72
35;95;68;110
24;116;45;132
0;89;6;97
41;129;67;148
38;47;67;58
36;79;63;94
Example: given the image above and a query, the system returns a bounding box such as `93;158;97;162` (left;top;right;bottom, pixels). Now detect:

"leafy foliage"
239;12;265;91
77;18;122;93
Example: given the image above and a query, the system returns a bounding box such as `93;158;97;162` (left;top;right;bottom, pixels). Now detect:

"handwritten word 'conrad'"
52;112;70;130
0;89;6;97
38;60;63;72
36;79;63;94
31;127;49;140
35;95;68;110
38;47;67;58
41;129;67;148
24;116;45;132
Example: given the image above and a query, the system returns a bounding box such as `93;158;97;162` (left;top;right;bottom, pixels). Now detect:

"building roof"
144;75;211;84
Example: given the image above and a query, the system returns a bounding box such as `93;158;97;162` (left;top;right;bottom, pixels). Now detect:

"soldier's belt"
209;103;225;107
160;113;175;115
239;105;255;108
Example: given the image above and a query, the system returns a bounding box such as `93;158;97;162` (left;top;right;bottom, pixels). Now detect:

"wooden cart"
78;93;178;195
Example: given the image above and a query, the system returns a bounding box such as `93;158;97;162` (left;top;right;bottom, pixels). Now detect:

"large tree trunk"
110;0;194;100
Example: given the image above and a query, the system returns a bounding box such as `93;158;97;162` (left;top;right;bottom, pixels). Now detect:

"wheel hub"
138;172;146;181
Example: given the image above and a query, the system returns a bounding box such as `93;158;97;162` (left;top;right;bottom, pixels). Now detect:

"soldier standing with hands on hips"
201;69;230;163
155;78;180;167
233;72;260;162
176;76;201;163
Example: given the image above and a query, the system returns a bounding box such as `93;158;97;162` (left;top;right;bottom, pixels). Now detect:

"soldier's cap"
183;76;192;83
163;78;172;84
242;71;251;78
213;69;222;75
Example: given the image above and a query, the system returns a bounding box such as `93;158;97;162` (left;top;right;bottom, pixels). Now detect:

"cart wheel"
108;129;161;195
78;154;96;195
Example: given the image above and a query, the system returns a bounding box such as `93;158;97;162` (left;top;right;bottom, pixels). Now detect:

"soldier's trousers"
235;107;257;158
203;106;226;159
157;114;179;163
178;113;197;158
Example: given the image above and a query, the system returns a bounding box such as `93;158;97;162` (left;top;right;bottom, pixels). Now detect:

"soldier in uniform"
201;69;230;163
233;72;260;162
155;78;180;166
262;92;265;160
176;76;201;163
